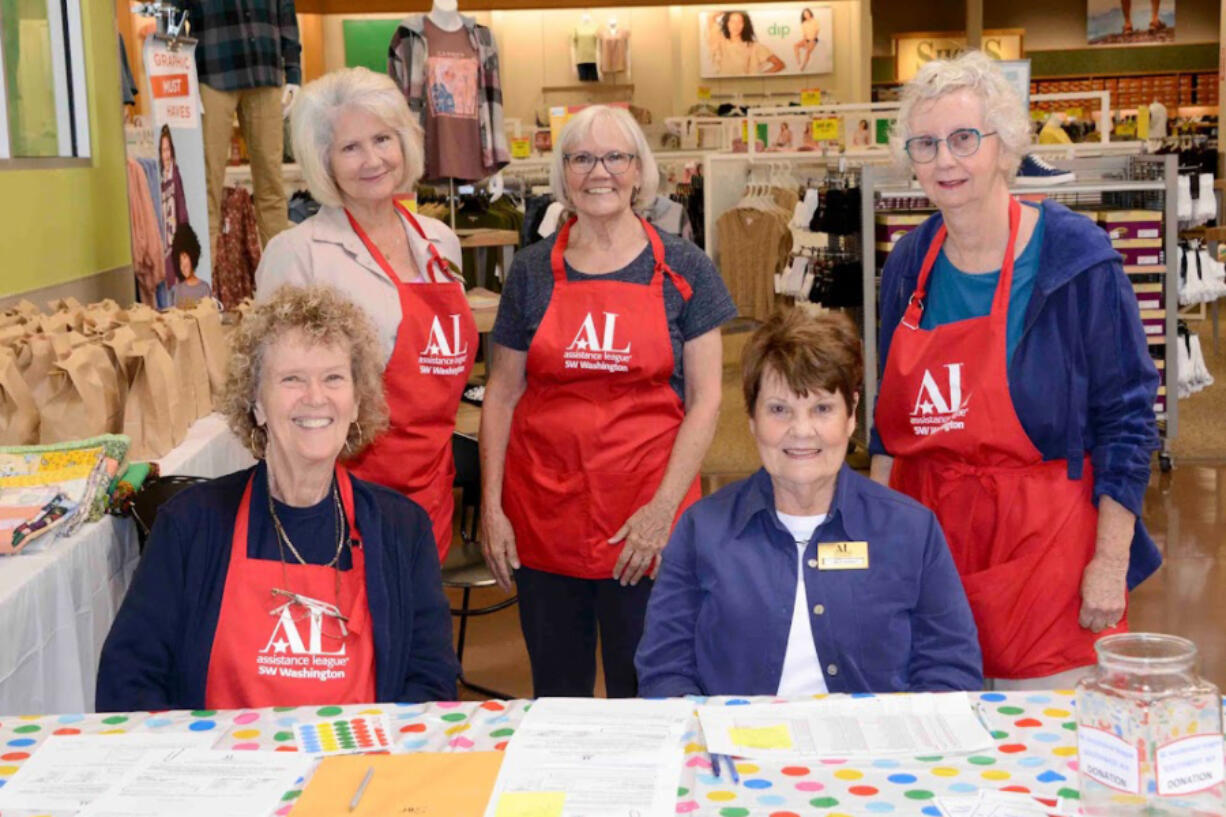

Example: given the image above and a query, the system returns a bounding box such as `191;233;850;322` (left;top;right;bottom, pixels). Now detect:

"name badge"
817;541;869;570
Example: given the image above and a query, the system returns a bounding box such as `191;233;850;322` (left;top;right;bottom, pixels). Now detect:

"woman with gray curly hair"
871;50;1161;689
257;66;475;564
96;285;458;711
480;104;736;698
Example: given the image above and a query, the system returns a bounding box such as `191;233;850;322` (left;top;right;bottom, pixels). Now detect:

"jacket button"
812;604;825;615
827;664;839;676
807;558;818;568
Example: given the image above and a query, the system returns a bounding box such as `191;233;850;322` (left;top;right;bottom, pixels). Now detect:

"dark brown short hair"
741;308;863;414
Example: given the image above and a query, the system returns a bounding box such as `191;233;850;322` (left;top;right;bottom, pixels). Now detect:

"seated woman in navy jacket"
97;285;458;711
636;309;982;696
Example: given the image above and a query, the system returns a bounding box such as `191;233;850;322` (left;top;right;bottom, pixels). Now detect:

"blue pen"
725;755;741;785
709;752;721;779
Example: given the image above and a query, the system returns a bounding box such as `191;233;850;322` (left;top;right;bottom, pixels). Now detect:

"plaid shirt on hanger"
177;0;301;91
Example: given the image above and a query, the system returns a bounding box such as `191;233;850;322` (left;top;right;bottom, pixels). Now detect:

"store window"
0;0;90;159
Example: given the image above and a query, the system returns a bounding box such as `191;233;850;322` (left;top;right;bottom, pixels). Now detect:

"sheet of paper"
482;697;693;817
0;733;216;811
76;747;314;817
937;790;1072;817
290;751;503;817
700;692;994;759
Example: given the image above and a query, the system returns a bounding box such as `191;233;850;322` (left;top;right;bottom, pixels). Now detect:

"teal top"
920;202;1045;366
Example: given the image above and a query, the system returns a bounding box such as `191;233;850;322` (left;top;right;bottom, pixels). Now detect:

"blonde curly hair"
221;285;389;460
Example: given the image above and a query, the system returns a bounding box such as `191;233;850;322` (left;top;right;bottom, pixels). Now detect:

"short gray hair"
550;105;659;213
890;50;1032;178
291;67;425;208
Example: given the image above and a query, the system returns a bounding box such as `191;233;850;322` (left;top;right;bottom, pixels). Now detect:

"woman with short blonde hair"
257;66;477;563
98;285;458;711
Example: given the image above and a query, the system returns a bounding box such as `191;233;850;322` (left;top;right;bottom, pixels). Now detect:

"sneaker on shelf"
1015;154;1076;186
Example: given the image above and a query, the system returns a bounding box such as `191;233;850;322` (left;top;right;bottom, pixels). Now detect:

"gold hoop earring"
250;426;263;455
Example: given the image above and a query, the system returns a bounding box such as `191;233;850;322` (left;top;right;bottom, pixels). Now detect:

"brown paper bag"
120;302;160;326
0;312;28;330
35;311;76;335
148;320;195;443
13;299;41;317
86;298;121;313
0;346;38;445
82;304;124;336
46;296;83;313
39;340;123;443
113;334;181;459
188;300;228;398
162;311;212;419
16;334;62;409
0;324;27;348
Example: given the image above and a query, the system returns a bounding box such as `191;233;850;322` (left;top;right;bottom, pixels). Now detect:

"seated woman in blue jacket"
97;285;458;711
636;310;982;696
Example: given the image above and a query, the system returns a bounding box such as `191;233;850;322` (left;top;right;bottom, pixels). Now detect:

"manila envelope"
291;751;503;817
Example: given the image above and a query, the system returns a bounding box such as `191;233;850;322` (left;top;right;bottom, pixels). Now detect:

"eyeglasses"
904;128;997;163
563;151;637;175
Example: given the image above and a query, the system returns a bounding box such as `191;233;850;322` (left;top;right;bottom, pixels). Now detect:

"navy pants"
515;566;653;698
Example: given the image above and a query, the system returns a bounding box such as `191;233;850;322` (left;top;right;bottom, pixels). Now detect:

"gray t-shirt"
493;230;737;401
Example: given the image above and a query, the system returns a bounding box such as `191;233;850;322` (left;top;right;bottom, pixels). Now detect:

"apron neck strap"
334;463;361;544
905;196;1022;326
550;215;693;301
345;201;450;285
550;217;577;284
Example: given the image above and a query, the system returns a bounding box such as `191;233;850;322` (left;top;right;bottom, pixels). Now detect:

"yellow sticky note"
729;724;794;750
801;89;822;106
511;138;531;159
495;791;566;817
811;117;839;141
697;85;712;101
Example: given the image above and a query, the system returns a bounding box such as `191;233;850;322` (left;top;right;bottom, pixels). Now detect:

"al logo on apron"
502;217;702;579
344;201;477;563
204;465;376;708
874;198;1123;679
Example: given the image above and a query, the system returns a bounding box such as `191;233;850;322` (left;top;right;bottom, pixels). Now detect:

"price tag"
510;138;531;159
697;85;712;101
395;192;418;214
1030;109;1047;121
801;88;822;107
1137;104;1150;139
811;117;839;141
1066;106;1084;119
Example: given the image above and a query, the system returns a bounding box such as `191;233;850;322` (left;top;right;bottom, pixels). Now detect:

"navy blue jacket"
870;200;1162;589
96;463;458;711
635;465;983;696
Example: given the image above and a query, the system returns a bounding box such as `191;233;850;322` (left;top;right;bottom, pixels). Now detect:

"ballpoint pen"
724;755;741;785
709;751;721;779
349;765;374;812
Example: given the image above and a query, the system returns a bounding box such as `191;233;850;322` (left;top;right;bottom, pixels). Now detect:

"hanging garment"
213;186;262;311
344;201;477;562
203;467;376;709
501;217;701;578
874;198;1120;679
716;204;791;321
126;159;164;306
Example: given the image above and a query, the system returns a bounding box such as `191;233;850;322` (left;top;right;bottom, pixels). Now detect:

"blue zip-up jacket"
869;200;1162;589
96;463;459;711
636;465;983;696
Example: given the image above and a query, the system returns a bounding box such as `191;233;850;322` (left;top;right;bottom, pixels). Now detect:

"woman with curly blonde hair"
97;285;458;711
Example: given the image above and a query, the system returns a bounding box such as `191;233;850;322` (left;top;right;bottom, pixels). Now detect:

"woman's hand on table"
609;498;677;586
481;505;519;593
1079;554;1128;632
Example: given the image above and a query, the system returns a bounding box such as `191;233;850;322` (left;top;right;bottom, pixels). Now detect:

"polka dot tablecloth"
0;692;1107;816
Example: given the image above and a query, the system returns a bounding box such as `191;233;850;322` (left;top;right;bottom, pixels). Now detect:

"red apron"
345;202;477;562
874;198;1124;680
502;217;703;579
204;466;377;708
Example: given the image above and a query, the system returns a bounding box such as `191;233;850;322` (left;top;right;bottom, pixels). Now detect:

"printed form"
483;697;693;817
700;692;995;759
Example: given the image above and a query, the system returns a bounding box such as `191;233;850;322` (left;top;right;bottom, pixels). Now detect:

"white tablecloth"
0;414;254;716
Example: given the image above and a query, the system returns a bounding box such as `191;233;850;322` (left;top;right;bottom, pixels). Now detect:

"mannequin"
1148;99;1169;140
571;11;600;82
427;0;463;33
597;15;631;79
183;0;300;255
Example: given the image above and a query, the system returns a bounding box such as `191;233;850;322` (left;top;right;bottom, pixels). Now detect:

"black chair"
129;474;210;552
444;433;517;699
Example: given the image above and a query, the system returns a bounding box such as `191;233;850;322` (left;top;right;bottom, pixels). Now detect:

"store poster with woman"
700;5;834;78
142;35;212;307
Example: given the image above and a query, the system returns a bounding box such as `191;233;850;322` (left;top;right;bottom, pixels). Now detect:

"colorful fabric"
0;691;1127;815
213;186;262;310
177;0;301;90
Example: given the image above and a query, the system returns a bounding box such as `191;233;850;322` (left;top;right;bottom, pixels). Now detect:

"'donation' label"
1078;726;1141;793
1156;734;1226;796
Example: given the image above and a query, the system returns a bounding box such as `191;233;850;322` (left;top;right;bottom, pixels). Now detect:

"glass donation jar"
1077;633;1225;816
